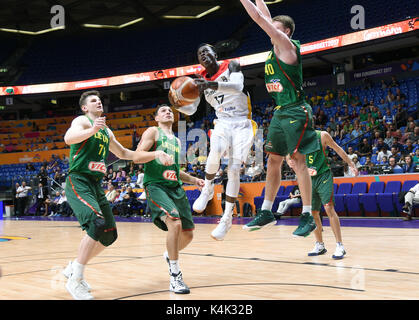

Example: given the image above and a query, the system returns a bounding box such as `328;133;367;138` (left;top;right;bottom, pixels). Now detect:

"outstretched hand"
195;178;205;191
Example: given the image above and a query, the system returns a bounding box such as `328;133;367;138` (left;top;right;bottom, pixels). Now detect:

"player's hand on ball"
156;150;174;166
195;178;205;190
194;79;211;94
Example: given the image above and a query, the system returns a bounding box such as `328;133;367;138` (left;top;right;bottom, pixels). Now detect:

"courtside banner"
1;18;417;96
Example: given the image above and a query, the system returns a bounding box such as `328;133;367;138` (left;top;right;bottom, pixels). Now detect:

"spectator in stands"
119;186;140;217
35;182;49;216
385;156;403;174
403;155;415;173
384;130;394;148
107;168;116;182
135;168;144;188
48;190;62;217
239;167;252;182
375;137;389;153
12;182;19;214
346;147;357;161
245;160;264;182
123;176;136;189
352;156;362;169
379;156;389;166
37;166;48;186
359;108;368;122
395;105;408;128
403;139;415;156
351;124;362;139
16;181;32;216
383;109;394;127
26;163;35;172
414;148;419;164
380;79;388;90
343;163;356;177
390;146;401;162
389;76;400;88
105;183;118;203
316;110;328;126
377;146;392;163
357;138;372;158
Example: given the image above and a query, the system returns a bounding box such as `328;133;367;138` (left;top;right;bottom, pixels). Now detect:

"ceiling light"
163;6;220;19
83;17;144;29
0;26;64;35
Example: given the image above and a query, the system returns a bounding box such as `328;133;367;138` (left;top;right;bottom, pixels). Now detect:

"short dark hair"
79;90;100;108
197;43;216;54
272;15;295;38
154;103;171;116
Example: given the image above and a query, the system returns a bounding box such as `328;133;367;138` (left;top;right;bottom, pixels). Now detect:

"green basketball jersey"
143;127;182;188
306;131;330;176
68;116;109;180
265;39;304;107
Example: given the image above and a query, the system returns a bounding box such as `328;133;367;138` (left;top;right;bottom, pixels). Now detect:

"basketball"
168;76;199;107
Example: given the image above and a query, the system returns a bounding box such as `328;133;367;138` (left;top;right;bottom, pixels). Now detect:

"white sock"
169;260;180;275
302;205;312;215
71;260;85;281
204;178;214;190
262;200;273;211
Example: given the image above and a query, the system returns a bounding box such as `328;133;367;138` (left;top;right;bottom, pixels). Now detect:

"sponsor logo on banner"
88;161;107;174
163;170;177;181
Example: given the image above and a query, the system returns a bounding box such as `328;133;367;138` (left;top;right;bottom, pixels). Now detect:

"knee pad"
93;218;118;247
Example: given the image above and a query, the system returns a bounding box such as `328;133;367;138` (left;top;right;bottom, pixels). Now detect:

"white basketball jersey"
201;60;250;120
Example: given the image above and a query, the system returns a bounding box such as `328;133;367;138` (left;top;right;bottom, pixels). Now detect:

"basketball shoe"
332;243;346;259
193;183;214;213
211;213;233;240
65;277;94;300
402;203;412;221
243;210;276;231
170;272;190;294
62;261;91;291
308;242;327;256
293;212;316;237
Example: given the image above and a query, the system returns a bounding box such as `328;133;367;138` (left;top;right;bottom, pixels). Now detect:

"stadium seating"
273;185;295;212
377;181;402;216
334;183;352;216
359;181;385;216
395;180;419;212
346;182;368;216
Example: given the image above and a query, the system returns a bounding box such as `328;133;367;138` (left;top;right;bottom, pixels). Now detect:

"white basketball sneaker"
307;242;327;256
193;184;214;213
211;213;233;241
65;277;94;300
170;272;190;294
332;243;346;260
62;261;91;291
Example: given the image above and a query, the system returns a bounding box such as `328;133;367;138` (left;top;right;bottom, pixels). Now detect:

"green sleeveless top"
143;127;182;188
68;116;109;180
306;131;330;176
265;39;305;107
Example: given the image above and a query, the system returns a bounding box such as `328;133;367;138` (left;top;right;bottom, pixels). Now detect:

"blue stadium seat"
334;183;352;215
377;181;402;215
359;181;385;215
273;185;294;212
346;182;368;214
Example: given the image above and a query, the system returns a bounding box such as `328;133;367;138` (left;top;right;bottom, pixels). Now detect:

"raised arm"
64;115;106;145
239;0;297;64
255;0;271;19
322;131;358;176
179;170;205;189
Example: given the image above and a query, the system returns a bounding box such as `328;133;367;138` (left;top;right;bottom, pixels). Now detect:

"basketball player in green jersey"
62;90;173;300
240;0;319;237
136;104;205;294
287;130;358;259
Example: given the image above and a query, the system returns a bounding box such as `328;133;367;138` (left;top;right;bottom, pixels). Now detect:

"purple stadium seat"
334;183;353;215
346;182;368;215
254;186;285;211
359;181;385;215
377;181;402;216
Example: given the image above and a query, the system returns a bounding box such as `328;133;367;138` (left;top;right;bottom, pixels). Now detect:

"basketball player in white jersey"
174;43;255;241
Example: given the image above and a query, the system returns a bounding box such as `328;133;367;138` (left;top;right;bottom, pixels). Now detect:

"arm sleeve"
216;71;244;94
176;97;200;116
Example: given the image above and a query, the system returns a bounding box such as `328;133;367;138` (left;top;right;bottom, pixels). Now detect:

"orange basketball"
168;76;199;107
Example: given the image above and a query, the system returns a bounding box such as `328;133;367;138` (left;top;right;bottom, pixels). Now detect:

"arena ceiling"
0;0;285;35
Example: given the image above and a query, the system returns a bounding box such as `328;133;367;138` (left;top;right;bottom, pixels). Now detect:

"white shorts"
211;118;255;164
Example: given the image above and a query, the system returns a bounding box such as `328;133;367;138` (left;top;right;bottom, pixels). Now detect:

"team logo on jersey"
163;170;177;181
266;79;284;93
88;161;107;174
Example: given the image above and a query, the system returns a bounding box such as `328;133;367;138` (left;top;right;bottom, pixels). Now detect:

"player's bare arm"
179;171;205;190
322;131;359;176
255;0;271;19
64;115;106;145
239;0;297;65
135;127;174;166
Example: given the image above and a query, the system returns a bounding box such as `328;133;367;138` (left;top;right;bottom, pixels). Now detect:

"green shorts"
265;101;319;156
65;173;117;246
311;170;335;212
145;183;194;232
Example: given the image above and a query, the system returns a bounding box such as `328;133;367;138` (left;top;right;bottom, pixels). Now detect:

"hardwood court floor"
0;217;418;300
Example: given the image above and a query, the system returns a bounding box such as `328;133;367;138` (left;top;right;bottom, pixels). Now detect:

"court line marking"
115;282;365;300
